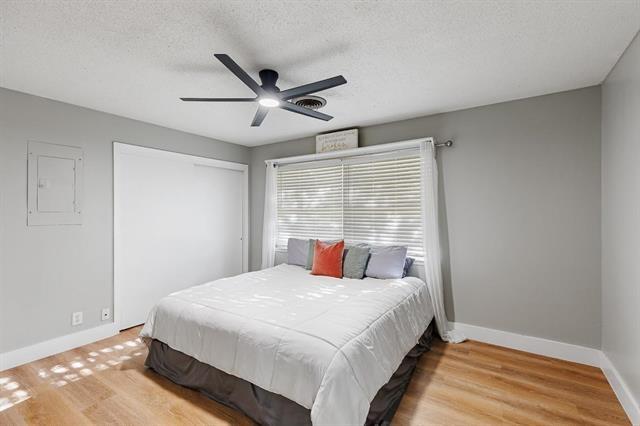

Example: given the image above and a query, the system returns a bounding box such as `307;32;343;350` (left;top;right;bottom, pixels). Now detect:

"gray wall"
250;87;602;348
0;84;605;354
602;32;640;405
0;88;249;353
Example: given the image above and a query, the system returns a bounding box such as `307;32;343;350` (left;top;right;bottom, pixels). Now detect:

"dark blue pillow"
402;257;415;277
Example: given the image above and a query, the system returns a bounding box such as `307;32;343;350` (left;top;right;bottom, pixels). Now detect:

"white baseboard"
452;322;638;424
0;323;119;372
452;322;601;366
600;352;640;425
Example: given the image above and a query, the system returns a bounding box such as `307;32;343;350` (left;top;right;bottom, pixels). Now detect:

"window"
276;152;424;260
276;162;343;245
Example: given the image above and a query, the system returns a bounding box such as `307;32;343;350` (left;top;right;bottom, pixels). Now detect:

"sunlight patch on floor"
0;336;144;412
0;379;31;412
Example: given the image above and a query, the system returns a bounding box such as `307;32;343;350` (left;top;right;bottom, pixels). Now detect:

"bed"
140;263;435;425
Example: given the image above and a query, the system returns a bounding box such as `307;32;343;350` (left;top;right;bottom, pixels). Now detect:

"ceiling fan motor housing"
259;69;280;91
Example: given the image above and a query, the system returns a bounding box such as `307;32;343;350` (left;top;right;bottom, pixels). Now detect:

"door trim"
113;142;249;331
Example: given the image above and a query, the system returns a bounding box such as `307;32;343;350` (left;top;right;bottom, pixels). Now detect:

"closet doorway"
114;143;248;330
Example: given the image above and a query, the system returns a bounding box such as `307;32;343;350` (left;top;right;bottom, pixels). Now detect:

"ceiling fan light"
258;97;280;107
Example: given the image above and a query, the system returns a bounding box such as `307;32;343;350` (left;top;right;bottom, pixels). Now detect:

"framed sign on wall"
316;129;358;153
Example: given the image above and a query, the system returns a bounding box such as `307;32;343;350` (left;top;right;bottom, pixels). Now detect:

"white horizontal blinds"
343;154;424;259
275;150;424;260
276;162;343;248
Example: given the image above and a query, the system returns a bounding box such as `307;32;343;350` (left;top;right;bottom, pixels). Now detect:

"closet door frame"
112;142;249;330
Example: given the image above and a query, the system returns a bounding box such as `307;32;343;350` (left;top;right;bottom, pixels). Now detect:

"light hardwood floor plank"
0;327;630;425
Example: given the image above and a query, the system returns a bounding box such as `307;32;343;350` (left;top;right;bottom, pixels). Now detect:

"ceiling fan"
180;54;347;127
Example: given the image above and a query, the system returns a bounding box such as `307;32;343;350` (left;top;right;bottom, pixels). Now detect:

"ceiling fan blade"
279;75;347;100
180;97;256;102
251;106;269;127
214;54;266;96
279;101;333;121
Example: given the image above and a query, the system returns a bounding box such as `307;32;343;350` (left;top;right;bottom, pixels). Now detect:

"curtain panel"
420;141;465;343
261;163;278;269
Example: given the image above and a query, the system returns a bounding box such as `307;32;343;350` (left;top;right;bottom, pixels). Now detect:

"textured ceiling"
1;1;639;146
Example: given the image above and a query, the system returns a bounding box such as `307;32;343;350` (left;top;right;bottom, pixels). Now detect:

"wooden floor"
0;327;629;425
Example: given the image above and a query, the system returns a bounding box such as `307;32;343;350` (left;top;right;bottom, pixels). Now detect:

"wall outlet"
72;311;83;326
101;308;111;321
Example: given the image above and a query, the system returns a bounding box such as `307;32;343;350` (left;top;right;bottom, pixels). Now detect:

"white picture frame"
316;129;358;153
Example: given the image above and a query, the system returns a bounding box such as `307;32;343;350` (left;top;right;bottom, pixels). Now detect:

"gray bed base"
145;319;435;426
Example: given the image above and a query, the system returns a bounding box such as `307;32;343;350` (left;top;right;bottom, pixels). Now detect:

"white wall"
250;87;602;348
601;31;640;409
0;88;249;353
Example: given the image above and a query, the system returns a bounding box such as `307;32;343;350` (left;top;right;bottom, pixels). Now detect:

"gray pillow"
343;245;370;279
305;239;316;270
287;238;309;267
365;245;408;279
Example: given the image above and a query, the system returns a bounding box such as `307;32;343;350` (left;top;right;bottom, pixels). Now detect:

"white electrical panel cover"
27;141;83;225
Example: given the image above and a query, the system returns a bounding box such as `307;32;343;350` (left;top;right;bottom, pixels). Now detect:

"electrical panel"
27;141;83;225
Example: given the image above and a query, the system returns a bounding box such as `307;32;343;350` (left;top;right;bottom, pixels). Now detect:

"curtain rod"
434;140;453;148
265;137;453;166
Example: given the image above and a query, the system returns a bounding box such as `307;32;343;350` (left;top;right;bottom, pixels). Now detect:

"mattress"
140;264;434;425
144;320;435;425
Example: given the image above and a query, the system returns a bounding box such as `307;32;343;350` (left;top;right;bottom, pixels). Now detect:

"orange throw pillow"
311;240;344;278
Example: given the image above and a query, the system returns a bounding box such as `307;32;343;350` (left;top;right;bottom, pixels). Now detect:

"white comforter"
140;264;434;425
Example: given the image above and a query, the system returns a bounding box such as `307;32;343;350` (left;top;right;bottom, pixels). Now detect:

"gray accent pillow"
343;245;370;279
287;238;309;267
365;245;408;279
402;257;415;278
305;239;316;270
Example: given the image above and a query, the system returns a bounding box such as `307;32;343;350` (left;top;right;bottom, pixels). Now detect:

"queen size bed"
140;263;435;425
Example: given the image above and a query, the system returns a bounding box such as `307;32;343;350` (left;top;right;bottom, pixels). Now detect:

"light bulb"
258;97;280;107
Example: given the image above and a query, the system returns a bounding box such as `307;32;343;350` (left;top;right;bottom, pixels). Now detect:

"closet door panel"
115;145;245;330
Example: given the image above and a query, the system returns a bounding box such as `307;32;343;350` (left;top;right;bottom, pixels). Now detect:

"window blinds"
276;152;424;260
343;155;423;258
276;162;344;247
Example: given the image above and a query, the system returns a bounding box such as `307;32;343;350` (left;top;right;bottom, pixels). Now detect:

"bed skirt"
144;319;434;425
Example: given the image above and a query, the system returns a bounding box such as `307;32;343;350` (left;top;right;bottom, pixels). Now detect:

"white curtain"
420;140;466;343
261;162;278;269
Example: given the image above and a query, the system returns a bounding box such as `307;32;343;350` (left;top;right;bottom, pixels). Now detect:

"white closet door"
114;144;246;330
